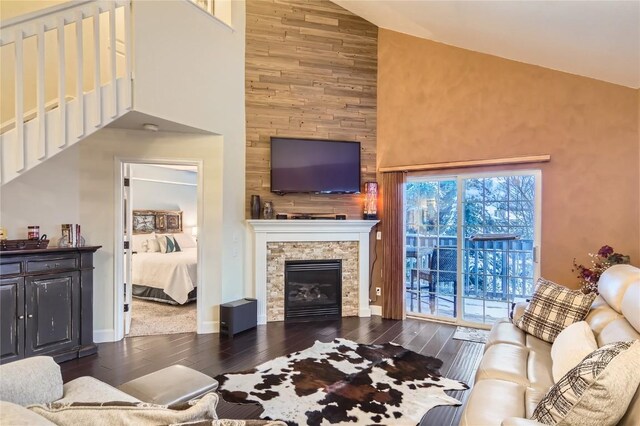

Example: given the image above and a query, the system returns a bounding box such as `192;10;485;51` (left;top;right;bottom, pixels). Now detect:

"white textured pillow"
144;238;160;253
173;232;197;249
550;321;597;382
532;340;640;426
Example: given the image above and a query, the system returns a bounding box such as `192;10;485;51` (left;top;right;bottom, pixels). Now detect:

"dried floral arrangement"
573;245;631;294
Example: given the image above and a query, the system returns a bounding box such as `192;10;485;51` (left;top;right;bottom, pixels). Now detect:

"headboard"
132;210;183;234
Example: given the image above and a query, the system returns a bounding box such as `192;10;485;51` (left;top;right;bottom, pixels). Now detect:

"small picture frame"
132;213;156;233
166;213;182;232
157;215;167;231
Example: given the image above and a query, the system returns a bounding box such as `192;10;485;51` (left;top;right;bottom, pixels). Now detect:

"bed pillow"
132;233;155;252
550;321;598;382
157;235;181;253
174;232;197;249
143;237;161;253
515;277;596;343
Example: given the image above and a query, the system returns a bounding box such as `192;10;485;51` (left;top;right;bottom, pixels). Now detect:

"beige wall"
132;0;247;304
0;144;80;239
378;29;640;290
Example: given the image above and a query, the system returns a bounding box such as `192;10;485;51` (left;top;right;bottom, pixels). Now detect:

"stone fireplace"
248;220;378;324
267;242;359;321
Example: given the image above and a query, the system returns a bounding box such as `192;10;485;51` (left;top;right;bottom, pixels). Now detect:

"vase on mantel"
251;195;261;219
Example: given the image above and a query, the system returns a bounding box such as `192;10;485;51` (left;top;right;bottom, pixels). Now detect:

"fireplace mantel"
247;219;379;324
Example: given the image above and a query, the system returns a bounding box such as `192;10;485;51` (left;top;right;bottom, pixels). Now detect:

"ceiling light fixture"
142;123;159;132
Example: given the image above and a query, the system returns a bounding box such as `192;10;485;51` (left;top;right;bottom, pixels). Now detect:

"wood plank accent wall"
245;0;378;218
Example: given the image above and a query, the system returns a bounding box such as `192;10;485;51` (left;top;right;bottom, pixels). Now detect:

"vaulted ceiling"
333;0;640;88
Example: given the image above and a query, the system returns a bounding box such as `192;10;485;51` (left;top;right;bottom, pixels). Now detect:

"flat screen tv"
270;137;361;194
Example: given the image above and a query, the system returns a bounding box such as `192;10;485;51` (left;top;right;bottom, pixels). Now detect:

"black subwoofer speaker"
220;298;257;338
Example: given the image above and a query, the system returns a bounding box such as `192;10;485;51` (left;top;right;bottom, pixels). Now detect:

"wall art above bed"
133;210;183;234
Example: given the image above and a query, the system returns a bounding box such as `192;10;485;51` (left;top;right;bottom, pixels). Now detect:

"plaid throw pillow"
531;341;640;426
515;278;596;343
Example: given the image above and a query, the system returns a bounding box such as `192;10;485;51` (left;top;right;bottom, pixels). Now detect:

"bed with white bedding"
130;228;198;305
132;247;197;304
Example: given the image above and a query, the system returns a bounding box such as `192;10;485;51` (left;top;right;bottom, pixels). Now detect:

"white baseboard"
370;305;382;316
94;329;116;343
257;314;267;325
358;307;372;317
198;320;219;334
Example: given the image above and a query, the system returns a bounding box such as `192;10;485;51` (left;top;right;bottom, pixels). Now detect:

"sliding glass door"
405;179;458;319
405;171;541;325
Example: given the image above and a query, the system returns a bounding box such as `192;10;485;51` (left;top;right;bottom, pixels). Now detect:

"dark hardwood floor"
60;317;483;425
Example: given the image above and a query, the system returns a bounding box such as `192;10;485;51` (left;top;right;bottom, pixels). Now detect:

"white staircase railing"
0;0;132;185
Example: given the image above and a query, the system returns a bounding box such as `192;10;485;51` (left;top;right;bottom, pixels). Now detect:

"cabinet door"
0;278;25;364
25;272;80;357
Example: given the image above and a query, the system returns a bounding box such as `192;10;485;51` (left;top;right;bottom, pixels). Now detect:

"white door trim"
114;157;204;341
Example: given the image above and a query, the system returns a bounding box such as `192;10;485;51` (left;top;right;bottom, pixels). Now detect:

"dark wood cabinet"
0;246;100;364
0;277;24;363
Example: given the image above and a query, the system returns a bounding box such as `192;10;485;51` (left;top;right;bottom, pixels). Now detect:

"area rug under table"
215;338;468;426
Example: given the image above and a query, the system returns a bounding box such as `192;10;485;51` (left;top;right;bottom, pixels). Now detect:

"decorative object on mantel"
0;227;6;240
0;235;49;251
250;194;261;220
262;201;274;219
216;338;468;425
573;245;631;294
363;181;378;220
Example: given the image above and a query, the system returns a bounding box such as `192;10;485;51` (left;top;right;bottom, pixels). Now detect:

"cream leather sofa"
461;264;640;426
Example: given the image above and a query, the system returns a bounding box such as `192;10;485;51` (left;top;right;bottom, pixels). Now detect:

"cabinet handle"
27;314;33;318
54;263;60;267
18;315;24;319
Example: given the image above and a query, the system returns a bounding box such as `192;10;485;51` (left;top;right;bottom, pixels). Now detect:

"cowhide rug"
215;338;468;426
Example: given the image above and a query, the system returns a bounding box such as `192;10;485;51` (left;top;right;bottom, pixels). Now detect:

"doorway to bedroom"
121;161;200;337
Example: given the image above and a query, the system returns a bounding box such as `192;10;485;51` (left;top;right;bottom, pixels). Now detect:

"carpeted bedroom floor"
127;298;197;337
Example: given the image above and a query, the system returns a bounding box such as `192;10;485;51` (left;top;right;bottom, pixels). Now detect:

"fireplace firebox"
284;260;342;321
